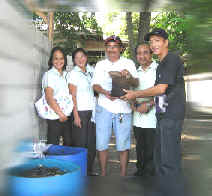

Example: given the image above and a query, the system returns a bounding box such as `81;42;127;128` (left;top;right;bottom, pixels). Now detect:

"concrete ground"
93;130;138;176
4;111;212;196
92;112;212;195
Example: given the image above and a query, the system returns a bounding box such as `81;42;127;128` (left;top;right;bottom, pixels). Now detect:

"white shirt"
67;64;95;111
133;61;158;128
42;67;69;96
92;57;138;114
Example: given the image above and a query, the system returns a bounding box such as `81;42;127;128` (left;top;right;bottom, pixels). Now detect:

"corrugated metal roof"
13;0;168;12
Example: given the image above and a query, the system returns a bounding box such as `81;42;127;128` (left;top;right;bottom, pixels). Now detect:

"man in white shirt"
132;44;158;176
92;35;138;176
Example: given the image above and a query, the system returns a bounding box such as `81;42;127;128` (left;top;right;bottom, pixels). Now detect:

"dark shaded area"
72;175;187;196
8;165;66;178
109;71;133;97
111;77;131;97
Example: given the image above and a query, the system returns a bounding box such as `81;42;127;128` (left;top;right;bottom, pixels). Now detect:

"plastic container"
15;139;34;153
6;158;82;196
45;145;88;176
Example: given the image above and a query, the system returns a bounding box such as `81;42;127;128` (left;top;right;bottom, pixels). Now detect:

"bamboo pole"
48;12;54;44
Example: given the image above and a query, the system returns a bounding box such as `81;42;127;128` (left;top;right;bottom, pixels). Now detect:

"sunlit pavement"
182;117;212;196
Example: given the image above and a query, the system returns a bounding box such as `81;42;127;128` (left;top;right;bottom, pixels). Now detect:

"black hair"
135;43;153;55
72;48;88;66
48;46;67;70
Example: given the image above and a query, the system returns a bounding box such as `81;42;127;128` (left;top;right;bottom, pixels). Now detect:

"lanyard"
78;69;93;85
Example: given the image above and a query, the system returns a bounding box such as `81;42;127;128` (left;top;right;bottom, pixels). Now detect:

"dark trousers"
71;110;96;173
133;126;155;175
47;117;72;146
154;118;183;176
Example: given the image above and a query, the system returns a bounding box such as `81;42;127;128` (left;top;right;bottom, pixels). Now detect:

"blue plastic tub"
15;139;33;153
6;158;82;196
46;145;88;176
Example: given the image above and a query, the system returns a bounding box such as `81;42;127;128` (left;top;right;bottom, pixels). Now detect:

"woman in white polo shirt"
68;48;97;176
42;46;72;145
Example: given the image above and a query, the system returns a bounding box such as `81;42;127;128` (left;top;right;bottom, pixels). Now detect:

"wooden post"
35;10;48;24
48;12;54;45
25;0;54;44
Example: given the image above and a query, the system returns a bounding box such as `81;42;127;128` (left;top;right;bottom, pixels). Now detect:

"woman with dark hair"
42;46;72;145
68;48;97;176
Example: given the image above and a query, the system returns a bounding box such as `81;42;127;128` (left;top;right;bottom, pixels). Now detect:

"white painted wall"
0;0;50;191
185;73;212;114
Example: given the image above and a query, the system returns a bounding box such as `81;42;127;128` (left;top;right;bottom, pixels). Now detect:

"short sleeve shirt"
67;64;95;111
42;67;69;96
155;52;186;120
92;57;138;113
133;61;158;128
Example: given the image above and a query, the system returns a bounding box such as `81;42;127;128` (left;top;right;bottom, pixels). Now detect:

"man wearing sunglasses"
121;28;186;176
92;35;138;176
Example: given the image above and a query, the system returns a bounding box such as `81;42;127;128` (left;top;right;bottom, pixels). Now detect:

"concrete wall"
0;0;50;190
185;73;212;117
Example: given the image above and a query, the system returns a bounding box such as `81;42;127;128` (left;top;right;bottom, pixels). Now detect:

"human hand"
129;100;137;111
59;113;68;122
120;89;137;101
104;91;117;101
136;102;149;113
130;103;137;111
120;69;132;79
74;114;82;128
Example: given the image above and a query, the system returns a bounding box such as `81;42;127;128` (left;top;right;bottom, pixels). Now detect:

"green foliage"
151;10;189;56
166;0;212;73
120;12;140;59
54;12;103;55
33;12;103;55
102;12;126;37
104;11;188;63
181;0;212;73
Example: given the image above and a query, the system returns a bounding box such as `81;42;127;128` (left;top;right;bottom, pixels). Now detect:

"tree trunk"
137;12;151;44
126;12;136;62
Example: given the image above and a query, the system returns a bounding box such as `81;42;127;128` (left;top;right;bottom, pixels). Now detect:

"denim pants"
154;118;184;176
95;104;132;151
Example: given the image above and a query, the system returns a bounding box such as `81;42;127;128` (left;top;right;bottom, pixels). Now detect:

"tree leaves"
33;12;103;55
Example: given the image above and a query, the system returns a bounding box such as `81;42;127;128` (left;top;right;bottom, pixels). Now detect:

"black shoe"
87;172;99;176
134;170;143;176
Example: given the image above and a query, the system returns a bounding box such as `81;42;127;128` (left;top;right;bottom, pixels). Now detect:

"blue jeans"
95;104;132;151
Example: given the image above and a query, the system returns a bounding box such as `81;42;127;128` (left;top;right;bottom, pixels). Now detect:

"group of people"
42;47;96;176
41;28;186;177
